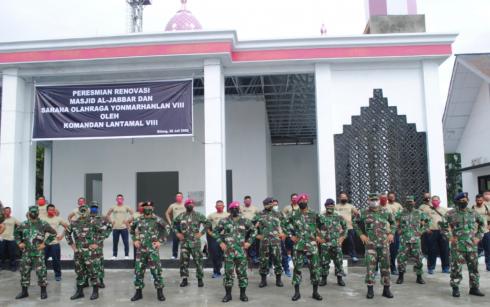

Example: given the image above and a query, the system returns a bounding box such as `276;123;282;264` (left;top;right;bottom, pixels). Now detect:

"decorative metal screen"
334;89;429;209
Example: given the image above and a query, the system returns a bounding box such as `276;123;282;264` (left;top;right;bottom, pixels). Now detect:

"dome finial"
320;24;327;36
181;0;187;10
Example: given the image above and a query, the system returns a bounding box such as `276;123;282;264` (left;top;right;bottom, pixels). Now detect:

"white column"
315;63;336;211
0;69;36;216
422;60;448;207
204;59;226;215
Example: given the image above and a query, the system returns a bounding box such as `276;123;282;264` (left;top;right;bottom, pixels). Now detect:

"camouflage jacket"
318;212;348;247
354;207;396;247
441;208;485;252
285;209;320;253
14;219;56;256
395;209;431;244
131;215;170;249
0;204;4;224
173;211;210;243
89;215;112;253
252;210;285;245
213;216;257;257
65;216;112;250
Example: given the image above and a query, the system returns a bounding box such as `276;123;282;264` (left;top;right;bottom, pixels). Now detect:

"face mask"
47;210;56;217
431;200;440;208
368;201;379;208
405;202;414;211
230;208;239;217
298;202;308;210
143;207;153;215
340;199;348;204
90;207;98;215
138;206;144;213
326;207;334;214
38;199;46;206
176;195;183;203
185;206;194;213
424;197;430;202
379;198;387;206
78;199;85;206
116;198;124;206
216;206;224;213
273;206;279;212
291;197;298;205
458;200;468;209
244;200;251;207
4;211;11;218
29;208;39;219
79;208;88;218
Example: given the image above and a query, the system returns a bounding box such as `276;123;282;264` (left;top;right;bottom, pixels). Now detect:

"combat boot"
382;285;393;298
312;285;323;300
452;287;460;297
99;279;105;288
157;288;166;301
15;287;28;299
366;285;374;299
469;288;485;296
40;286;48;300
90;286;99;300
275;274;283;287
180;278;188;287
319;275;327;286
396;272;404;284
70;286;84;300
416;274;425;284
198;278;204;287
337;275;345;286
259;274;267;288
239;287;248;302
131;289;143;301
222;287;232;302
291;285;301;301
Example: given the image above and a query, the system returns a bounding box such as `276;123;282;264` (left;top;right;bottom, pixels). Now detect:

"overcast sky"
1;0;489;101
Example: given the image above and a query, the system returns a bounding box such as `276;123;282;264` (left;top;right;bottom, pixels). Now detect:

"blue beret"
454;192;468;202
324;198;335;206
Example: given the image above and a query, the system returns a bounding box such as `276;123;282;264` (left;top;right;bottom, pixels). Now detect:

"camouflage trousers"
319;244;344;277
292;249;320;286
20;251;47;287
180;241;203;279
365;243;390;285
450;249;479;288
134;247;164;289
223;251;248;288
74;249;102;287
397;241;423;275
75;248;105;283
259;241;282;276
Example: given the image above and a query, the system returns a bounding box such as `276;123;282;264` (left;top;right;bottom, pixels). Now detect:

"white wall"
457;83;490;199
330;62;426;134
51;96;270;217
271;144;319;211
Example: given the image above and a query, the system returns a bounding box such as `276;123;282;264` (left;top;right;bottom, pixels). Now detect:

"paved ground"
0;265;488;306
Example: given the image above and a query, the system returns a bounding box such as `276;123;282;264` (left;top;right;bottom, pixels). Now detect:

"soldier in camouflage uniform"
130;201;170;301
89;202;111;288
66;204;112;300
354;193;395;299
0;201;5;235
253;197;286;288
441;192;486;297
213;201;257;303
173;198;210;288
318;198;347;287
284;193;322;301
395;196;431;285
14;206;57;300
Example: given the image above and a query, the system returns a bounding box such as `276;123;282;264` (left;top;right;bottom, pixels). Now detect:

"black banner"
33;80;193;140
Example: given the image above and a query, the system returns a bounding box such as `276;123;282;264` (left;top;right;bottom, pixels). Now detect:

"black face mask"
424;197;430;202
340;199;348;204
29;212;39;220
230;208;239;217
298;202;308;210
458;201;468;209
185;206;193;213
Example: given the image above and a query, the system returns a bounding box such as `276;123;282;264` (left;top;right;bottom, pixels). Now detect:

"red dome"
165;0;202;31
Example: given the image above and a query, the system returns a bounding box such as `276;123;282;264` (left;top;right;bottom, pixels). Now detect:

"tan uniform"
108;204;132;230
0;216;20;241
207;212;229;229
419;204;448;230
240;204;259;220
168;202;186;221
69;207;81;221
472;203;490;232
42;215;66;245
387;202;403;215
335;203;357;230
38;205;48;220
282;204;299;217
